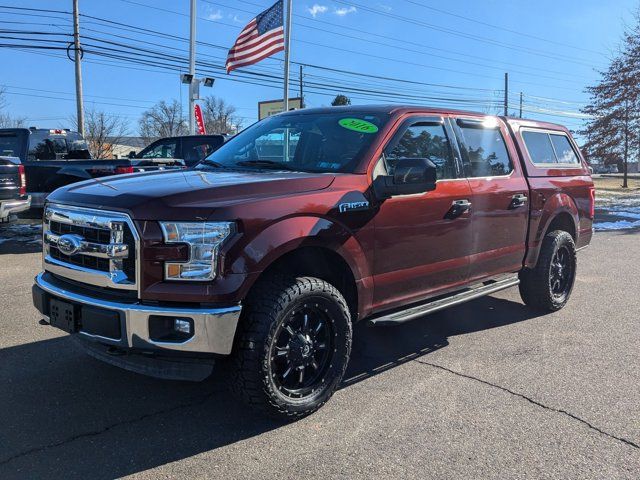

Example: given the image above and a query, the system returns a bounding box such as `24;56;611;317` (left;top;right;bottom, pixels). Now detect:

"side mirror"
128;150;136;158
374;158;437;199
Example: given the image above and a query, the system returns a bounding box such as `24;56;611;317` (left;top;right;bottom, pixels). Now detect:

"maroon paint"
47;106;594;321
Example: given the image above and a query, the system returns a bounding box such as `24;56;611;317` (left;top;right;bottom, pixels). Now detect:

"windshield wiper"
198;159;226;168
235;160;298;171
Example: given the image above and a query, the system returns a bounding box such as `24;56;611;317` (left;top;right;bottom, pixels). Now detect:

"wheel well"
546;212;576;240
253;247;359;320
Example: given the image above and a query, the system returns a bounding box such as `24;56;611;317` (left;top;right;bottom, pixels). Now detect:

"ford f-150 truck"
32;106;594;418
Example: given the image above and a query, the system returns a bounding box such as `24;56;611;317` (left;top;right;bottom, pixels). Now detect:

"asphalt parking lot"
0;229;639;479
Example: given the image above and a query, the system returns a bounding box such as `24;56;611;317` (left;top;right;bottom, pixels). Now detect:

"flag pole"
188;0;197;135
283;0;292;112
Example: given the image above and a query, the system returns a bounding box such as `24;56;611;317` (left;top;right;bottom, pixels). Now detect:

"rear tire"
519;230;577;312
229;275;352;419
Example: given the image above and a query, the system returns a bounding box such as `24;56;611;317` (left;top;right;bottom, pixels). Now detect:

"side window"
384;122;456;180
522;131;557;164
141;140;178;159
549;134;579;164
182;139;218;166
458;125;513;177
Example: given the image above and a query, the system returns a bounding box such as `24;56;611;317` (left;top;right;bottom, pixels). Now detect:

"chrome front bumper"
33;272;241;355
0;196;31;219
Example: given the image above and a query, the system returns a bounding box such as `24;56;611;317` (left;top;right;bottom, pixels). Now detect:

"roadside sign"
258;97;302;120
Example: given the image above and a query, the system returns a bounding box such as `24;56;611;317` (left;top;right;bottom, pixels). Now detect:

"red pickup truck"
32;106;594;418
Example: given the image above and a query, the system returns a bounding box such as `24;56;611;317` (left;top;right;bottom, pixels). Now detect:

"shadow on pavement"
0;296;541;479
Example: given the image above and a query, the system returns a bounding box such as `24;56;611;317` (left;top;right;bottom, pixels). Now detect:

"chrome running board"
368;276;520;326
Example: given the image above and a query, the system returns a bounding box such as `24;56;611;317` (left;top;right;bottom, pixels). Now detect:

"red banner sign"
194;104;206;135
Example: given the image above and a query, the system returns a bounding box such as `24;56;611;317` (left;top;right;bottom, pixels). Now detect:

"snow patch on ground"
594;202;640;231
0;222;42;245
595;220;640;231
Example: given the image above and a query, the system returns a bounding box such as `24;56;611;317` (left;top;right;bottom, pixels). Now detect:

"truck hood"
47;169;336;220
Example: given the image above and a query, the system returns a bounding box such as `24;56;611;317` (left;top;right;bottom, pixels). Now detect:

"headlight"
159;222;234;281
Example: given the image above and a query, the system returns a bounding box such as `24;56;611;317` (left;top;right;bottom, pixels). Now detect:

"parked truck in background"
0;156;30;222
32;105;594;418
0;128;187;209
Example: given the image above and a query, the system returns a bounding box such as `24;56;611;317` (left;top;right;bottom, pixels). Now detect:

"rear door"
372;115;473;312
452;116;529;281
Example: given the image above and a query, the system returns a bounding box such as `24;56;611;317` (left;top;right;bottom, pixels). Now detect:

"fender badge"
338;201;370;213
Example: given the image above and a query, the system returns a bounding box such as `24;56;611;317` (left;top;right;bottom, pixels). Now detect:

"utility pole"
623;98;629;189
503;72;509;117
282;0;293;112
72;0;84;136
299;64;304;108
519;92;523;119
188;0;196;135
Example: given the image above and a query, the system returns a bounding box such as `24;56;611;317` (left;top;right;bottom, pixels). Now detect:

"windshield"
198;112;388;173
27;131;91;160
0;133;24;158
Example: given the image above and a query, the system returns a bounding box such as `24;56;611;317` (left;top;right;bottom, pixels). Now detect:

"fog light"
174;318;192;334
148;315;194;342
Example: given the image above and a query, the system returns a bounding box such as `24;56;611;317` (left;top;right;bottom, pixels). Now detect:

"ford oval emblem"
57;234;83;256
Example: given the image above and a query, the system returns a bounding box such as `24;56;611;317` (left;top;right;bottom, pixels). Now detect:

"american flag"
225;0;284;73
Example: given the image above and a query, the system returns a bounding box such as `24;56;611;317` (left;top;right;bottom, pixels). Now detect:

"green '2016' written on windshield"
338;118;379;134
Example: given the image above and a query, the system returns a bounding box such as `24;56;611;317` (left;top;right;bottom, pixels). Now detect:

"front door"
372;116;473;313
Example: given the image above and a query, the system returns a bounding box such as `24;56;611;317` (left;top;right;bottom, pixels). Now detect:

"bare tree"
78;107;130;159
138;100;186;142
0;87;27;128
201;96;242;134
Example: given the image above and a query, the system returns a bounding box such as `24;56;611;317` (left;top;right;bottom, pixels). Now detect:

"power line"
0;5;591;123
330;0;602;68
207;0;590;80
400;0;607;57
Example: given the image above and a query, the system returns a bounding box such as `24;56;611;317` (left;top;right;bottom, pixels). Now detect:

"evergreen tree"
581;12;640;188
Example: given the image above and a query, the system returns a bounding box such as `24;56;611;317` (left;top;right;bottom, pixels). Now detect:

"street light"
183;74;216;134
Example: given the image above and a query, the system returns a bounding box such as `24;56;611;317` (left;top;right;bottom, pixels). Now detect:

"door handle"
446;199;472;219
509;194;528;209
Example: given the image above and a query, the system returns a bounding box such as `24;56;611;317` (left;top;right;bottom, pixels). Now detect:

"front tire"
519;230;577;311
230;275;352;419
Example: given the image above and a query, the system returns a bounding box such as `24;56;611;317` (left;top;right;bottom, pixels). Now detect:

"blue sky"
1;0;638;138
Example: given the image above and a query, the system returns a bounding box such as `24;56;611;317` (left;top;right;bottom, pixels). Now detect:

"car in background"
592;164;619;174
131;134;227;167
0;156;30;223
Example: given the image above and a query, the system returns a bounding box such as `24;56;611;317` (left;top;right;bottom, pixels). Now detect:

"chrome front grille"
43;203;139;291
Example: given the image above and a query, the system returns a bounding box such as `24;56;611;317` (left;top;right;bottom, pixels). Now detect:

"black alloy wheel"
519;230;577;312
549;244;574;300
269;303;335;399
230;276;352;419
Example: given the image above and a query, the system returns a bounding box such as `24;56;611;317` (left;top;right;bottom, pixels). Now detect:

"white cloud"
207;9;222;20
377;3;392;12
334;6;356;16
307;4;328;18
228;13;244;23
